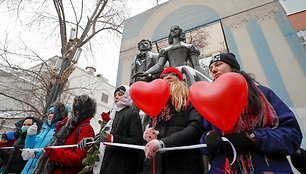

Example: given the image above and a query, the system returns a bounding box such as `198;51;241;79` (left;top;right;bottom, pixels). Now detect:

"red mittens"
143;127;159;142
145;139;164;158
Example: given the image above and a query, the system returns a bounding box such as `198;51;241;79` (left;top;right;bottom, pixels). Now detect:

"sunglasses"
161;72;178;79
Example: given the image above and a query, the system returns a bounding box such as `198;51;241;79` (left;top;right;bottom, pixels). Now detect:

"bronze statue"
139;25;211;86
130;39;159;84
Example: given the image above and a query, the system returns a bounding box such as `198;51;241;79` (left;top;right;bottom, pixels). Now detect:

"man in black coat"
79;86;143;174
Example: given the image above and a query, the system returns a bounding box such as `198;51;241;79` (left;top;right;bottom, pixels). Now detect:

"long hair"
170;78;189;112
168;25;186;45
232;68;261;116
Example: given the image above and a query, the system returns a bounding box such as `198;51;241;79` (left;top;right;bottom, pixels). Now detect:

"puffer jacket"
21;122;58;174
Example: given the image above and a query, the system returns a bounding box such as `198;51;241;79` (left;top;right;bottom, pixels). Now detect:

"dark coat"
0;132;27;174
290;148;306;174
200;85;303;174
143;104;205;174
100;106;143;174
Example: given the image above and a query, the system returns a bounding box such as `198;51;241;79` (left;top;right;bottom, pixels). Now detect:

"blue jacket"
200;85;303;174
21;122;58;174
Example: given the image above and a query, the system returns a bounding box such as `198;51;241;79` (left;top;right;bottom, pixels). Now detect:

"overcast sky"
0;0;168;86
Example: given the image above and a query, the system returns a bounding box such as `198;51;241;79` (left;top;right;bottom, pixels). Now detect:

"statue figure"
139;25;211;86
130;39;159;84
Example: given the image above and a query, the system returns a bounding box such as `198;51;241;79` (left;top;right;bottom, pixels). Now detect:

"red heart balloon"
130;79;170;117
189;73;248;131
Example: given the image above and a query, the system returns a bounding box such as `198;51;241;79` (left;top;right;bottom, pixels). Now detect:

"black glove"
78;137;94;150
224;132;254;151
205;131;227;153
94;132;108;143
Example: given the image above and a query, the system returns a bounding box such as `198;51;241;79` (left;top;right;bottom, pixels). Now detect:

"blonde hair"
170;79;189;112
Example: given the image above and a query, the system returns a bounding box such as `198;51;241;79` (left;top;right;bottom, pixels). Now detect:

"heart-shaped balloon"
189;72;248;131
130;79;170;117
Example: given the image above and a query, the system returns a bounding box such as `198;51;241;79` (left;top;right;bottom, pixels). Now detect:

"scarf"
153;100;175;128
105;85;132;133
224;88;279;174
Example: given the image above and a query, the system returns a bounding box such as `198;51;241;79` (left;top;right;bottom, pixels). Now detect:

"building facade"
117;0;306;147
0;58;115;134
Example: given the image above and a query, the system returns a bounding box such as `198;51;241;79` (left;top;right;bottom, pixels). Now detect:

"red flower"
101;112;110;122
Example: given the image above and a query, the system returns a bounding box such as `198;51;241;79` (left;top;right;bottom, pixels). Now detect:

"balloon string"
151;116;156;174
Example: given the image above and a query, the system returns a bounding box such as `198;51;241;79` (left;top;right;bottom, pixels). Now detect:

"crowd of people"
0;53;305;174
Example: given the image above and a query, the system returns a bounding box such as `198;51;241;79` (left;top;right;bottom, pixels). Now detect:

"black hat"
209;53;240;71
114;86;126;96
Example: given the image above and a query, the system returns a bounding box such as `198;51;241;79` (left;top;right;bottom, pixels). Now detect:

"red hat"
160;67;183;80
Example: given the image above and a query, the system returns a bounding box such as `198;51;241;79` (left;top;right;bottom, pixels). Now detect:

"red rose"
101;112;110;122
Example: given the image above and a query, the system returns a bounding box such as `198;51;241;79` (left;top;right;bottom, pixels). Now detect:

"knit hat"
114;86;126;96
160;67;183;80
49;107;55;113
209;53;240;71
5;131;16;141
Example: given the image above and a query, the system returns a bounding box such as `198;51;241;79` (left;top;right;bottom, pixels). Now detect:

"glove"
21;149;35;160
27;123;38;136
224;132;254;151
101;112;111;122
44;147;53;157
78;137;94;150
94;132;112;143
143;127;159;142
145;139;164;159
205;130;227;153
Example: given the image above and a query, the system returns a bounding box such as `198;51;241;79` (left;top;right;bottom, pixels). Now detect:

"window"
101;93;108;103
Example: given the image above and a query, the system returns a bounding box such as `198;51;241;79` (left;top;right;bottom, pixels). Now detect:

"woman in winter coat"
143;67;205;174
32;95;96;174
0;117;42;174
79;85;143;174
21;102;68;174
200;53;302;173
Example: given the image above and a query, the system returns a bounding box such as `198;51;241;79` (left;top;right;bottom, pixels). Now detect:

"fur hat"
209;53;240;71
160;67;183;80
72;95;97;121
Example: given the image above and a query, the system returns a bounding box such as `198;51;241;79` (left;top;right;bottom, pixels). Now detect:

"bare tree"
0;0;129;125
0;39;55;118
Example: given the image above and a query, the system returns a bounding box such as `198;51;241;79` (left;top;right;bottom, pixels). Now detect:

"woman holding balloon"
142;67;205;174
199;53;302;173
